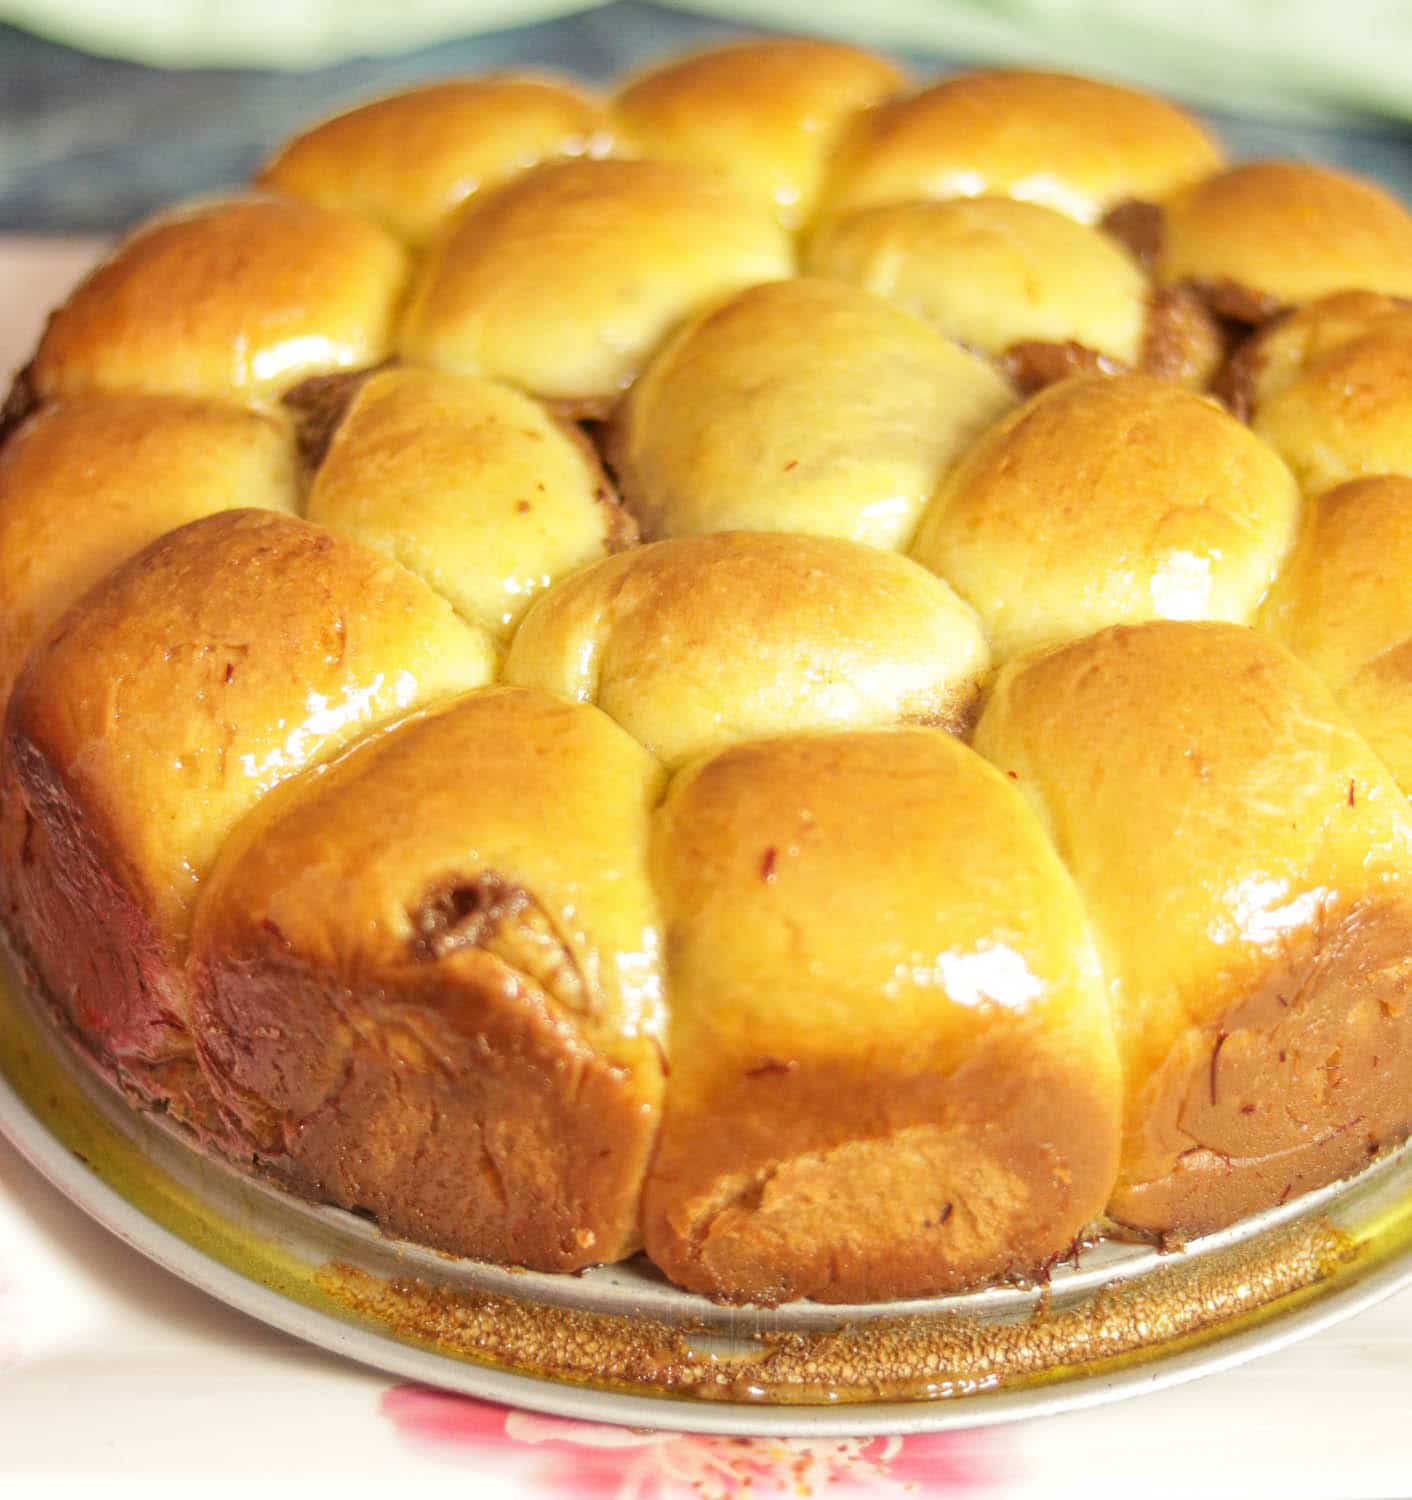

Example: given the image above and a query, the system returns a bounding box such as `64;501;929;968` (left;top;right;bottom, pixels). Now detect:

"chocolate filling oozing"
1112;897;1412;1237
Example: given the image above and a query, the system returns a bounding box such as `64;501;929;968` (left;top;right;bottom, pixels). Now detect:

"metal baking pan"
4;941;1412;1437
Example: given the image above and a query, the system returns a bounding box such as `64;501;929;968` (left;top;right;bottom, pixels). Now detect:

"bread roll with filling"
610;278;1013;549
0;394;297;709
1260;476;1412;791
815;69;1222;230
4;510;493;1111
398;159;792;409
504;531;989;767
974;622;1412;1235
257;75;611;246
191;686;664;1269
302;367;633;640
806;196;1148;365
31;198;407;403
911;374;1300;660
1159;163;1412;312
1250;314;1412;495
612;39;903;229
642;727;1121;1304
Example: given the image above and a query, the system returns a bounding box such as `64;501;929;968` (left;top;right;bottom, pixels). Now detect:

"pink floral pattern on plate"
381;1385;1004;1496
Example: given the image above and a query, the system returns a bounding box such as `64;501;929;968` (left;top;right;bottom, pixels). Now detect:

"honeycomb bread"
4;37;1412;1305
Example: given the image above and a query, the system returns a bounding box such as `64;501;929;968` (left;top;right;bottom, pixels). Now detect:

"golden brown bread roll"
910;374;1301;660
301;367;632;640
815;69;1223;230
1249;311;1412;495
609;278;1013;549
398;159;792;408
0;394;297;710
642;727;1121;1304
503;531;989;767
4;510;493;1107
257;74;611;245
1159;162;1412;312
974;622;1412;1235
1259;476;1412;791
31;197;408;403
806;196;1149;365
190;686;664;1269
612;38;904;229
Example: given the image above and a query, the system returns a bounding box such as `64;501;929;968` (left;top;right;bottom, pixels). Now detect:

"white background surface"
2;238;1410;1498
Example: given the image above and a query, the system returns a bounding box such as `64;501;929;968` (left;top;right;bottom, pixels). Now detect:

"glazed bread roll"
806;196;1149;364
398;159;792;408
609;278;1013;549
910;374;1300;660
642;727;1121;1304
974;622;1412;1235
1159;163;1412;314
1260;476;1412;790
0;396;297;959
257;74;611;245
4;510;493;1104
815;69;1222;230
612;38;903;229
31;198;408;403
1249;311;1412;495
300;367;633;640
0;394;297;708
191;686;664;1269
504;531;989;766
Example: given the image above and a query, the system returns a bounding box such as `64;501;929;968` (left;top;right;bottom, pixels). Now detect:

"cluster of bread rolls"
5;37;1412;1306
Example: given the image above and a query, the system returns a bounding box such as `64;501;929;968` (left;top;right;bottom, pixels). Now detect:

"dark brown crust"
1111;899;1412;1235
1210;313;1289;422
191;925;659;1271
1141;286;1225;386
642;1047;1117;1305
1100;198;1164;271
1;725;212;1127
281;364;389;471
999;340;1128;396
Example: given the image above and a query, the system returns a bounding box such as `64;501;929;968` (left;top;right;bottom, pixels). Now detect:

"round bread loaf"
5;41;1412;1304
